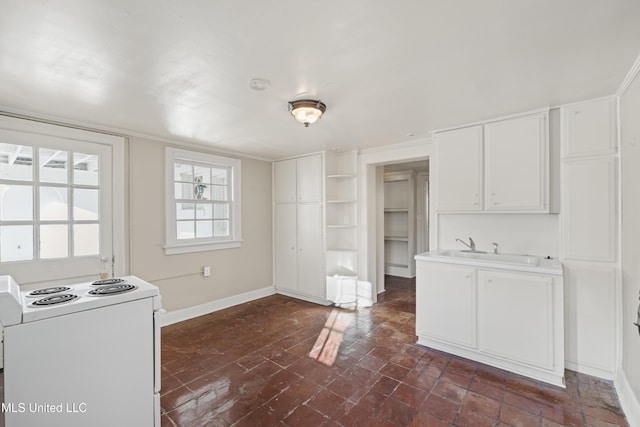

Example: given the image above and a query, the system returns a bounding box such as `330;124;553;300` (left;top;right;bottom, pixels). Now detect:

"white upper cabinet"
274;158;296;203
274;154;322;204
561;98;617;158
296;154;322;202
434;110;549;213
484;113;547;211
434;125;483;211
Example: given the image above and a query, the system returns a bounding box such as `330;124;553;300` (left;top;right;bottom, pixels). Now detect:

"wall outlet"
203;266;211;277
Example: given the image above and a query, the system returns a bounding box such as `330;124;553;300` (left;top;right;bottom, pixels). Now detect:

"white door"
297;203;324;298
274;203;297;292
0;117;121;285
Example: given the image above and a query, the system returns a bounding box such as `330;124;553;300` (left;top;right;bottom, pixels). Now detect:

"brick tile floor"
159;276;629;427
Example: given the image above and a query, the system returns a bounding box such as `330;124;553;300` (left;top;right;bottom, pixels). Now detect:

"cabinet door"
274;159;296;203
484;113;546;211
563;262;616;374
562;157;617;262
416;262;476;347
477;271;553;369
562;98;617;158
297;154;322;203
274;204;297;292
297;203;325;298
435;126;483;211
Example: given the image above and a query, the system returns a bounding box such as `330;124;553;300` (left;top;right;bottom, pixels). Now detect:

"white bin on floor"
326;267;358;308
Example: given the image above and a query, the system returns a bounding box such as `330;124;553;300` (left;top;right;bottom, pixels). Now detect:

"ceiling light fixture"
288;99;326;127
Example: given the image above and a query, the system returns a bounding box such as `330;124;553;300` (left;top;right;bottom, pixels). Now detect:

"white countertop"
415;250;563;275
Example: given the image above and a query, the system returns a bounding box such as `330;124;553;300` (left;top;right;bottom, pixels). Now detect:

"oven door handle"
153;309;165;394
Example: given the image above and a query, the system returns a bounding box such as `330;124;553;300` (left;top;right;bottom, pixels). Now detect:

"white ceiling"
1;1;639;160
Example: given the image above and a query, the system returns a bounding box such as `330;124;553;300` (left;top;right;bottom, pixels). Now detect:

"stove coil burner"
88;284;137;296
28;286;72;297
91;278;125;286
31;294;79;307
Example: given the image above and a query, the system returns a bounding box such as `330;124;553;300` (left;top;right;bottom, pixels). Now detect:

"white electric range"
0;275;162;427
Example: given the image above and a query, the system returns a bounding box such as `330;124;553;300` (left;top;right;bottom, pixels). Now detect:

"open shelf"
384;236;409;242
325;151;359;297
384;171;415;278
385;262;409;269
327;174;357;179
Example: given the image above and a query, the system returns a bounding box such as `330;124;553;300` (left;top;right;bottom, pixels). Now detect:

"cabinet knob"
465;274;470;279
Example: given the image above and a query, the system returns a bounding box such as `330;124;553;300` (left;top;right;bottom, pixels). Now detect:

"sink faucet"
455;237;476;251
492;242;499;254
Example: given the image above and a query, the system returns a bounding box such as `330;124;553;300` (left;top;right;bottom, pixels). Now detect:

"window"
0;115;123;285
165;147;241;254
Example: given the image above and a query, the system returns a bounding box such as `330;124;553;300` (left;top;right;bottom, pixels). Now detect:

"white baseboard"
159;286;276;327
275;288;331;306
615;369;640;427
565;360;615;381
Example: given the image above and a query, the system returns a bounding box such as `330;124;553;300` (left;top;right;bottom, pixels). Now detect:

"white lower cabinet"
416;259;565;387
563;262;617;377
416;263;476;347
477;271;554;369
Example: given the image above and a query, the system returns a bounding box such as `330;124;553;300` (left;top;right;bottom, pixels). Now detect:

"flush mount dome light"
288;99;327;127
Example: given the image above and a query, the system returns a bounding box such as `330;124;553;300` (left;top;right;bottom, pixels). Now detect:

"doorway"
381;161;429;281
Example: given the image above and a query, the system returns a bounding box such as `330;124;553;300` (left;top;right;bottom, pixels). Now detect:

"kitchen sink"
433;250;540;266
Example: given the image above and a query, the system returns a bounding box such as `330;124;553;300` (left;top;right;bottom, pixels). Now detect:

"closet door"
274;159;296;203
296;154;322;202
296;203;324;298
274;204;297;292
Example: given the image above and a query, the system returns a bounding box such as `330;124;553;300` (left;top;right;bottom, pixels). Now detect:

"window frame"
164;147;242;255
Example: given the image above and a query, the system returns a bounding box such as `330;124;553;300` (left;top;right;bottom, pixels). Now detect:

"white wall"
437;214;559;257
620;62;640;421
129;137;273;312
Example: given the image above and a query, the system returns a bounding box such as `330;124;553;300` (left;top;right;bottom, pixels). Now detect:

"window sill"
163;240;242;255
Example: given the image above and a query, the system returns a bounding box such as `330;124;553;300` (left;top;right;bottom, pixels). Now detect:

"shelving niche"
384;171;415;278
325;151;359;305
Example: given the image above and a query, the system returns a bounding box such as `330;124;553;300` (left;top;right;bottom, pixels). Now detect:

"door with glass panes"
0;127;114;285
